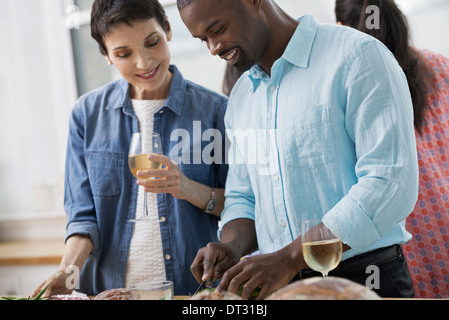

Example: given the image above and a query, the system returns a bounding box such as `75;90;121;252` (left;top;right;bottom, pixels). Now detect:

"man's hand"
190;218;259;285
190;242;242;283
216;247;300;300
215;223;350;300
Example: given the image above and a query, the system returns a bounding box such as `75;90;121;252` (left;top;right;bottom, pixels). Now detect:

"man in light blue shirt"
179;0;418;298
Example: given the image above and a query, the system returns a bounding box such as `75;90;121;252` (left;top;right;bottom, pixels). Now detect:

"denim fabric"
64;65;228;295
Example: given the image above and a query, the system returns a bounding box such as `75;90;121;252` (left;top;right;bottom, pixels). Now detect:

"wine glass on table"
301;218;342;277
128;132;163;223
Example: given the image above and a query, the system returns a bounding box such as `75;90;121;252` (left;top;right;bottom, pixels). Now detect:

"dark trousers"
292;244;415;298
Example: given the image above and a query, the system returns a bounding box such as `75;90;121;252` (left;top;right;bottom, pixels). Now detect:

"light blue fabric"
220;14;418;261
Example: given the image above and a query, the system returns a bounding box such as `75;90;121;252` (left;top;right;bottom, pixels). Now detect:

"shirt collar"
248;13;319;87
282;13;318;69
163;65;185;115
106;64;185;116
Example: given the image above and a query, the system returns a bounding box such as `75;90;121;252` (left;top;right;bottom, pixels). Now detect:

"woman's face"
103;18;173;100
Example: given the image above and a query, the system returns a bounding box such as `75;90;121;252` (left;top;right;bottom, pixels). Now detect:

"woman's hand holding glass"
135;154;192;200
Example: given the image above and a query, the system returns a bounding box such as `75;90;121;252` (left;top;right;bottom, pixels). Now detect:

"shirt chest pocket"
283;107;336;169
85;152;124;198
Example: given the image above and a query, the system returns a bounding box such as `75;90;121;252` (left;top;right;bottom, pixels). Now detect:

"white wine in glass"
301;219;342;277
128;132;163;223
129;154;163;177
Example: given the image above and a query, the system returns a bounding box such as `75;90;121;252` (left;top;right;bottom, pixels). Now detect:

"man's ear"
242;0;263;16
246;0;263;9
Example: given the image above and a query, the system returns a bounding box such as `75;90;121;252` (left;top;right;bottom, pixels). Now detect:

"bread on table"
267;276;381;300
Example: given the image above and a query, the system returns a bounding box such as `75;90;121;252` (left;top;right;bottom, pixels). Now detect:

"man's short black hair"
177;0;196;10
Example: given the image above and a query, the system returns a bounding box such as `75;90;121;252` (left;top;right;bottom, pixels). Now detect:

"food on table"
94;288;131;300
267;276;381;300
1;284;49;300
189;289;243;300
50;294;90;300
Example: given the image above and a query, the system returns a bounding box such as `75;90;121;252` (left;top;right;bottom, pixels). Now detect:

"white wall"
0;0;448;225
0;0;77;220
402;0;449;57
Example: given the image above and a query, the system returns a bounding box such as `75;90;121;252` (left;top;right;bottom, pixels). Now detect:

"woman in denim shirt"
32;0;228;297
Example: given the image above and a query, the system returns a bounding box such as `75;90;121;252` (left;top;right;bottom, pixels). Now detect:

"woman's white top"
125;99;166;287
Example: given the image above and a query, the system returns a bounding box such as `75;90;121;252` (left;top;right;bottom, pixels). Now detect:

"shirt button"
273;175;280;182
160;216;166;222
268;129;274;136
280;221;287;228
165;254;171;260
159;110;164;114
270;86;276;92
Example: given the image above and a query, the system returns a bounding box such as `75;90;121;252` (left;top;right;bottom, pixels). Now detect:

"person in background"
178;0;418;299
335;0;449;299
222;64;243;96
32;0;228;298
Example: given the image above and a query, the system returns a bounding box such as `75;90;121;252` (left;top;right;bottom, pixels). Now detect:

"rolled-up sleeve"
323;40;419;252
64;102;100;253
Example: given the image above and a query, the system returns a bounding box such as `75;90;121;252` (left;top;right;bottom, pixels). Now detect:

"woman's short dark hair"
91;0;168;56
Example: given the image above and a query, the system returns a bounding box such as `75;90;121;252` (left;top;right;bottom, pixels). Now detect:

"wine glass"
128;132;163;223
301;218;342;277
130;280;174;300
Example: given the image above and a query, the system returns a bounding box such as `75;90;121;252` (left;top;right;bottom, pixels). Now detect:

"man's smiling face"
179;0;271;72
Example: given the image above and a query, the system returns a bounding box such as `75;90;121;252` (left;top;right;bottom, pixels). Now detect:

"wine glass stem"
322;273;328;277
143;191;149;220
